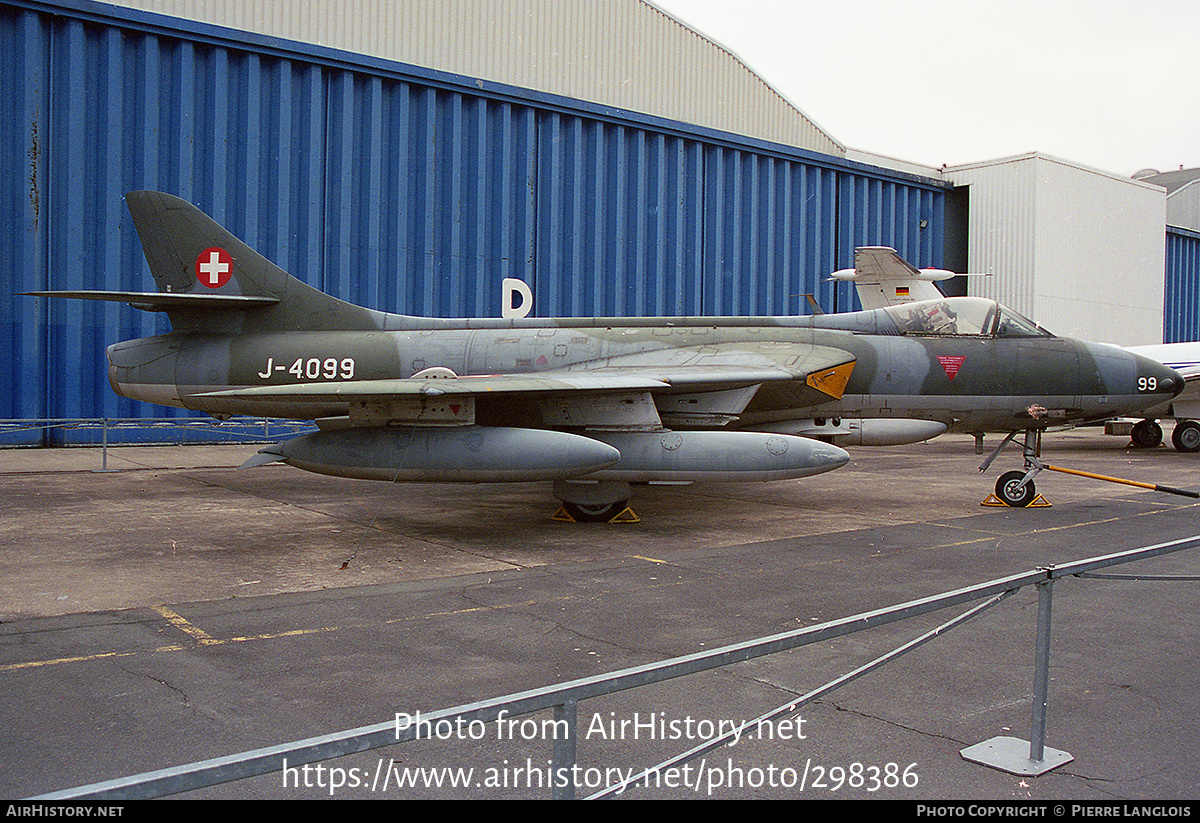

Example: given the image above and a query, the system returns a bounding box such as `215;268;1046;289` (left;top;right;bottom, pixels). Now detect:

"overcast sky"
650;0;1200;177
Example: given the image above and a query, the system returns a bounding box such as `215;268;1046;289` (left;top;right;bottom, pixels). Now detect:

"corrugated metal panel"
324;78;537;317
944;156;1040;315
703;148;840;317
837;172;944;312
1166;180;1200;233
1165;227;1200;344
946;154;1166;346
1;0;947;444
536;113;704;317
113;0;847;158
1;6;49;433
1032;158;1165;346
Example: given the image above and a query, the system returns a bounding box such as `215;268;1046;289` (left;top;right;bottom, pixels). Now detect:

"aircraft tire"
562;500;628;523
1172;421;1200;453
995;471;1036;508
1131;419;1163;448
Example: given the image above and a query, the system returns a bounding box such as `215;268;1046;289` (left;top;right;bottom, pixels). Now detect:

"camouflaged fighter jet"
27;192;1184;518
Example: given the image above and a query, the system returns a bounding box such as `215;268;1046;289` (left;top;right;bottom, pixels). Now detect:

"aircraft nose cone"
1142;356;1185;398
1119;348;1182;396
1171;368;1186;397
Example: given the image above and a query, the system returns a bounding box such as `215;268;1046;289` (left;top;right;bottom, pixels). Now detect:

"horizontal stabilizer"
22;291;279;311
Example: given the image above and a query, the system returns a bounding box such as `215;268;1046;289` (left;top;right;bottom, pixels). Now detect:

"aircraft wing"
830;247;995;311
853;246;923;281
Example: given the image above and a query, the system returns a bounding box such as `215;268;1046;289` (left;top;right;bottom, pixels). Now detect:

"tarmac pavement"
1;429;1199;799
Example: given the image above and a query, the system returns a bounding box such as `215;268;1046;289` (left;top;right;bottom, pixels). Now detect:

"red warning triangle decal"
937;355;966;380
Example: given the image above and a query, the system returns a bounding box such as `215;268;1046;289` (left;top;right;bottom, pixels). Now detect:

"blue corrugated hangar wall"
1165;226;1200;344
2;0;949;443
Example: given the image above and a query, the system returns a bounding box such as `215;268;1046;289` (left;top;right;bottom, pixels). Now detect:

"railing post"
551;701;578;800
1029;578;1054;761
960;570;1073;775
95;418;116;473
102;418;108;471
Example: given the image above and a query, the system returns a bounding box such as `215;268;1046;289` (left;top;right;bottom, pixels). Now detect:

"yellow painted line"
152;605;219;646
916;501;1200;552
2;604;513;673
1;646;184;672
29;505;1149;676
224;625;344;643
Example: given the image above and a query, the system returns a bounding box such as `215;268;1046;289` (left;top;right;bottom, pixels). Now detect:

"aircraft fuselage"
108;300;1179;436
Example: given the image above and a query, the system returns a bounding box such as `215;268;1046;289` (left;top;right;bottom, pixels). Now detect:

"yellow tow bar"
1043;464;1200;500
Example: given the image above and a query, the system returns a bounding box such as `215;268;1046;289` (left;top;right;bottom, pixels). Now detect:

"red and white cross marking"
195;247;233;288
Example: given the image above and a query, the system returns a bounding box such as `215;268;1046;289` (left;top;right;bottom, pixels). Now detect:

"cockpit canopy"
883;297;1052;338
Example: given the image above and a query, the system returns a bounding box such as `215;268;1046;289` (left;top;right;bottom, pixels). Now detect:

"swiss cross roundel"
195;247;233;288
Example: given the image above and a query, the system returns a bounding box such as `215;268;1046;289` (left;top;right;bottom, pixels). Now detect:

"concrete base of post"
960;735;1073;776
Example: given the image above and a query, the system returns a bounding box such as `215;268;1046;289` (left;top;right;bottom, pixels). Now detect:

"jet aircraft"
27;192;1184;517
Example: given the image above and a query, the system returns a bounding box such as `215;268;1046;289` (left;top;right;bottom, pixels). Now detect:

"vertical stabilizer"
829;247;946;310
125;191;383;332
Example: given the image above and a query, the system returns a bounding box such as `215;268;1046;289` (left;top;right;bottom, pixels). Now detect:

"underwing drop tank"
746;418;948;447
247;427;849;484
249;426;622;482
579;430;850;482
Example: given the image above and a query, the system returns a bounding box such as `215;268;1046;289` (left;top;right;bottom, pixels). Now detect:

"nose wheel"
981;429;1047;508
995;469;1038;507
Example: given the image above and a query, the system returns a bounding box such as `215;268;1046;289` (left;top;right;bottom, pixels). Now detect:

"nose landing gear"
981;428;1200;507
981;429;1047;508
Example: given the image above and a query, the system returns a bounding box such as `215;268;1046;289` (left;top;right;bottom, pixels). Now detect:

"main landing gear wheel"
552;480;637;523
1172;421;1200;453
995;470;1036;508
1131;419;1163;448
561;500;630;523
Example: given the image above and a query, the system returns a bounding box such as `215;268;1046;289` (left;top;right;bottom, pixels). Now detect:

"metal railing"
31;534;1200;800
0;418;314;467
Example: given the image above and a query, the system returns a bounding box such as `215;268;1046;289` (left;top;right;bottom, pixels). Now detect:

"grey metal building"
2;0;951;442
1133;168;1200;344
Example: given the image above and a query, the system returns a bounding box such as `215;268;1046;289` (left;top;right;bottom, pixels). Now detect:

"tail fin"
829;247;948;310
125;191;382;332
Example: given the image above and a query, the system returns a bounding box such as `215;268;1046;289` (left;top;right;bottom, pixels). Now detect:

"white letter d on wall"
502;278;533;319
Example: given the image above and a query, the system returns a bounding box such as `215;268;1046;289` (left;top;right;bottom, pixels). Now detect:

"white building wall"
946;154;1166;346
1167;180;1200;232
